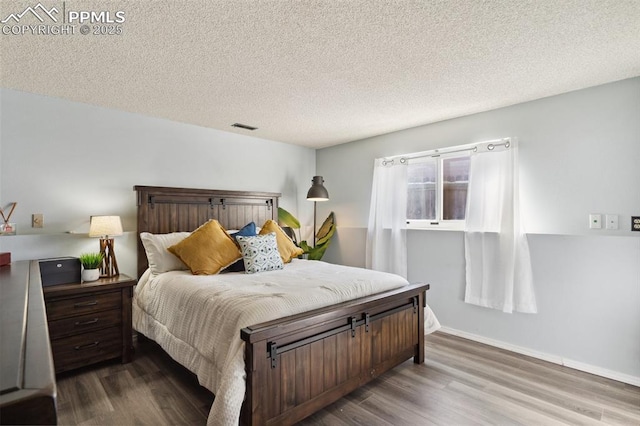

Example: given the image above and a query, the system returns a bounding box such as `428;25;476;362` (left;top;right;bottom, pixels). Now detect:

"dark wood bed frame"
134;185;428;426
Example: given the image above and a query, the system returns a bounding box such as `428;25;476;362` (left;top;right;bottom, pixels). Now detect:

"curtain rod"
381;138;511;166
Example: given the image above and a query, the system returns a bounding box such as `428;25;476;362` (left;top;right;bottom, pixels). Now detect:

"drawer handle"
74;300;98;308
75;318;99;326
74;341;99;350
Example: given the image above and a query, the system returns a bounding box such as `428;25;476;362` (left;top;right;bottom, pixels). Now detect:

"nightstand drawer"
51;326;122;373
43;274;135;373
48;309;121;339
46;290;121;320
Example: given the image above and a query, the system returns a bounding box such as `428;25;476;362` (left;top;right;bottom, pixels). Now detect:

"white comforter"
133;259;440;425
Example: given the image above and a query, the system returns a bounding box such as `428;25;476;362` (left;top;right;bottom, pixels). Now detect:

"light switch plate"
32;213;43;228
589;214;601;229
605;214;618;230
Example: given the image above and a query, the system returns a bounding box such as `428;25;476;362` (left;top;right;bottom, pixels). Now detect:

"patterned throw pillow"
236;233;284;274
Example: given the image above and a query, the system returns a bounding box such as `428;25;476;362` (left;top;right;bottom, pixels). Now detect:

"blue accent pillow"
230;222;257;240
236;233;284;274
226;222;258;272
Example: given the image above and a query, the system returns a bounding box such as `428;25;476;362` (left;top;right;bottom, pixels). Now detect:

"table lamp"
89;215;123;277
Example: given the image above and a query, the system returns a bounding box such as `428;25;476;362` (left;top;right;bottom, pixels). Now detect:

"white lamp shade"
89;216;123;238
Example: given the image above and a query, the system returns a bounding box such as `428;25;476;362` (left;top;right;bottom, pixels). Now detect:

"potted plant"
278;207;336;260
79;252;103;282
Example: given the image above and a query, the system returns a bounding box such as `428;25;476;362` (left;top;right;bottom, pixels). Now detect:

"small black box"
39;257;81;287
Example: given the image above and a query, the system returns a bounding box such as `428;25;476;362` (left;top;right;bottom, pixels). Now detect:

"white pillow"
140;231;190;274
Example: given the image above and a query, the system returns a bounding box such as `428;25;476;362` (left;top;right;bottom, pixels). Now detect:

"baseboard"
437;327;640;387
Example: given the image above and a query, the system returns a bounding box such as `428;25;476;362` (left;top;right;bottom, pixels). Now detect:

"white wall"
2;81;638;381
317;78;640;381
0;89;316;277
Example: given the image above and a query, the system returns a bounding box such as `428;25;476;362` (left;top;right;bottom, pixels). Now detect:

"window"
407;152;470;230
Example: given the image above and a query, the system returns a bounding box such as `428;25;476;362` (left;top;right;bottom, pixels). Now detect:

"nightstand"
43;274;135;374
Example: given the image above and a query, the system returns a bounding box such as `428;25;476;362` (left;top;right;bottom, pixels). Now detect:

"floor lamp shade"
306;176;329;201
306;176;329;246
89;216;123;277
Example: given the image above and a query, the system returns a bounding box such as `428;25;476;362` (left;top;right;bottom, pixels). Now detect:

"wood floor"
56;332;640;425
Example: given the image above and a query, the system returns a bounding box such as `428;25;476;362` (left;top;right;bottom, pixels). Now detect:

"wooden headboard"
134;185;280;278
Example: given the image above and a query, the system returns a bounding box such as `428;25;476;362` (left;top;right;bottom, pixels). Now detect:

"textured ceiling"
1;0;639;148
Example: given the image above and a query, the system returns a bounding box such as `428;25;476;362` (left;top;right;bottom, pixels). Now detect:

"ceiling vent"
231;123;258;131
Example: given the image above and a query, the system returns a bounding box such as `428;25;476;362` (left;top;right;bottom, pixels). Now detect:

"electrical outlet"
32;213;43;228
589;214;601;229
632;216;640;232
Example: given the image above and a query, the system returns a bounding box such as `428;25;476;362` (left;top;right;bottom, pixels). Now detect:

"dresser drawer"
48;309;121;339
46;290;121;320
51;326;122;373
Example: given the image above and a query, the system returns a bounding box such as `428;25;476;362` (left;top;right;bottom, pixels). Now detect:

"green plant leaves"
278;207;300;229
315;212;335;246
299;240;312;253
79;252;103;269
308;212;336;260
277;207;336;260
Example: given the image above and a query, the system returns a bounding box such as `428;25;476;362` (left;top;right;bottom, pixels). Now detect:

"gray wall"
1;80;638;381
317;78;640;381
0;89;316;277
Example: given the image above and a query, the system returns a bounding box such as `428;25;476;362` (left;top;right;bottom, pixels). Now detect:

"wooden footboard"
241;283;429;426
133;186;430;425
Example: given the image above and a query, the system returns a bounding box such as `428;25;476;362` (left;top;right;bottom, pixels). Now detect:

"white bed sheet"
133;259;440;425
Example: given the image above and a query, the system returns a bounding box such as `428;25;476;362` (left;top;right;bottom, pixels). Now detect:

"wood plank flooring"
56;332;640;425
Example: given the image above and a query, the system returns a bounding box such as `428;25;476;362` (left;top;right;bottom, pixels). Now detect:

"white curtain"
366;158;408;278
464;140;537;313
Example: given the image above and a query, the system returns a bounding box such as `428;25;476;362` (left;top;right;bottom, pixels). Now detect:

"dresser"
43;272;135;373
0;261;56;425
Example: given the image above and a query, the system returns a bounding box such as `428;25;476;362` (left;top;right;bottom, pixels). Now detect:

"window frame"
406;151;470;231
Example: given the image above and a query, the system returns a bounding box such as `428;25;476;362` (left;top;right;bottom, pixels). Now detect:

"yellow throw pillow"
259;219;304;263
168;220;241;275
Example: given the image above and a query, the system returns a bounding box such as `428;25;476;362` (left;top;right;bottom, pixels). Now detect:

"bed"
133;185;438;425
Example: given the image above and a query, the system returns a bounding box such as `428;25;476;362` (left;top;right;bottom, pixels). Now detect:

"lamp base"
99;238;120;278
